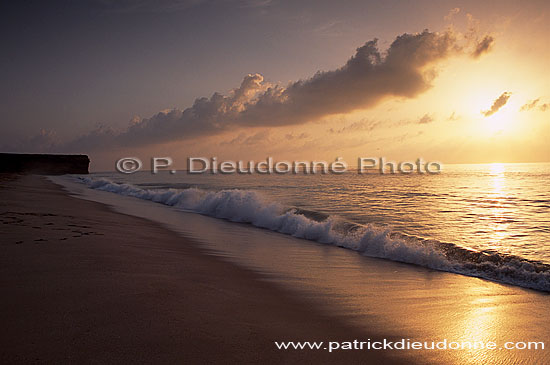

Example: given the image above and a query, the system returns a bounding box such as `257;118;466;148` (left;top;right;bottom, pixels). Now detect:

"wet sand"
3;174;549;364
0;175;400;364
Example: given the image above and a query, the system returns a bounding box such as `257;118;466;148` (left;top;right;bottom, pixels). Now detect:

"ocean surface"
71;162;550;292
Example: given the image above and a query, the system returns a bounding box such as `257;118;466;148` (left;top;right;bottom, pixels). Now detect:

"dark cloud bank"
5;29;494;153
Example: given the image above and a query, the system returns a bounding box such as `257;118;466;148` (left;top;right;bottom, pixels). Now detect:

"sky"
1;0;549;171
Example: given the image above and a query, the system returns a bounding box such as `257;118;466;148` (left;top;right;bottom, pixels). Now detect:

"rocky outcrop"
0;153;90;175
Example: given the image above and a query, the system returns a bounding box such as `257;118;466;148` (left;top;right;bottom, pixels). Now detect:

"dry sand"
0;175;401;364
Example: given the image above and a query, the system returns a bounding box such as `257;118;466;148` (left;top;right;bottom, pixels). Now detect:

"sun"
484;108;515;134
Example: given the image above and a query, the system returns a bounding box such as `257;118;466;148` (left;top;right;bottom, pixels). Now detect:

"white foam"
78;176;550;292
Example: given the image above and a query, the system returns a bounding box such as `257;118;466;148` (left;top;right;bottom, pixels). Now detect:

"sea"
50;161;550;364
59;162;550;293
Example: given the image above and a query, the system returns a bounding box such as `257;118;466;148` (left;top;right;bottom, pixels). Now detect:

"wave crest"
81;177;550;292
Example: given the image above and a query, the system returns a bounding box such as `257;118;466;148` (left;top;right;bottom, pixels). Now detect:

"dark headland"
0;153;89;175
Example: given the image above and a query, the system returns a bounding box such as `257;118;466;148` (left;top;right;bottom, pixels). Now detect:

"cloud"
221;130;271;146
472;35;494;58
482;92;511;117
285;132;309;140
444;8;460;21
456;12;494;59
12;28;495;153
0;129;58;153
520;98;549;112
313;21;346;37
447;111;460;121
417;113;434;124
328;119;382;134
520;98;540;111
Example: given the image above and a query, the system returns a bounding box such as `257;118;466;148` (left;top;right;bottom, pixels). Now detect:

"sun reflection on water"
489;163;505;176
486;163;510;248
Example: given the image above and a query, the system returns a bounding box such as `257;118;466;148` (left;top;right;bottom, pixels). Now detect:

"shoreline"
0;174;399;363
72;173;550;293
3;174;549;364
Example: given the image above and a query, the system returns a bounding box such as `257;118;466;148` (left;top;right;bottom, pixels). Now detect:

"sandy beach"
0;174;400;364
4;1;550;363
2;174;549;364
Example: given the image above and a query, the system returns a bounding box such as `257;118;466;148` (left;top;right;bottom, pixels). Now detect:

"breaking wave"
79;177;550;292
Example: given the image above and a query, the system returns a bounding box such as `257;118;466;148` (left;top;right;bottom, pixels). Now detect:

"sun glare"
489;162;505;175
484;109;515;134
